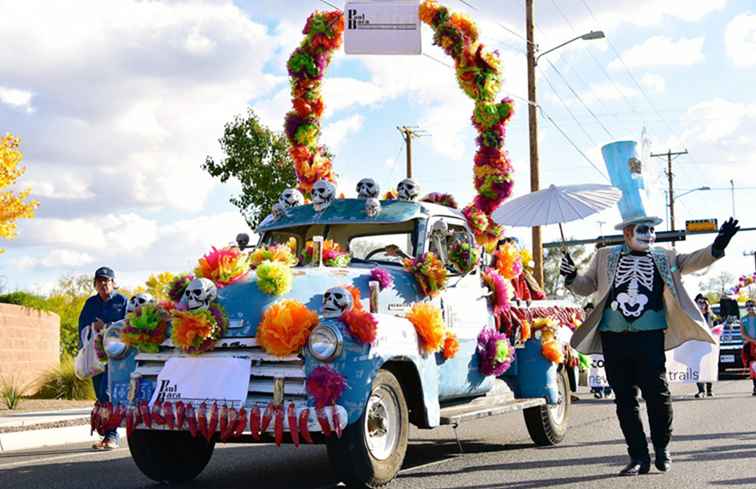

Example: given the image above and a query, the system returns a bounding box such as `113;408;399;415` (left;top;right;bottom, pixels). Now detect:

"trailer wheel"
523;367;571;446
327;369;409;488
128;430;215;484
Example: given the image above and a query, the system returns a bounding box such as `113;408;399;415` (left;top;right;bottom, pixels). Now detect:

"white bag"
75;325;106;380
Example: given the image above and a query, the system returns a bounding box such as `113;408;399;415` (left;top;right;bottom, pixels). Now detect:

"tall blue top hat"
602;140;663;231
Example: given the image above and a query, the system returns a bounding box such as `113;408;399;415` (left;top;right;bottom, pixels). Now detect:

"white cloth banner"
588;354;610;388
344;1;421;54
149;357;251;407
666;340;719;384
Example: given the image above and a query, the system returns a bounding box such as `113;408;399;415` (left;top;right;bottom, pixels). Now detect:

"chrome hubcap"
549;374;567;424
364;386;400;460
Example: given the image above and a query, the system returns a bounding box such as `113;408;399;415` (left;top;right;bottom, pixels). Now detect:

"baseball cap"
94;266;115;280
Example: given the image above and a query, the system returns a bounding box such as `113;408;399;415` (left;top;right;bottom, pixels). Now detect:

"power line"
318;0;340;9
455;0;532;45
539;108;609;182
539;69;598;146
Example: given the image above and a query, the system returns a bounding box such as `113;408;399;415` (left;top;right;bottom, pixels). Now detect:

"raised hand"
560;253;577;281
713;217;740;252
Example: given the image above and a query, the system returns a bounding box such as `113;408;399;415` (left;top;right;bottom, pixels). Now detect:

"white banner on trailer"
149;357;251;407
344;1;421;55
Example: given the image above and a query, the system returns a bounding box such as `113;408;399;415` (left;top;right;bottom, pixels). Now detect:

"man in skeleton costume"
560;216;739;475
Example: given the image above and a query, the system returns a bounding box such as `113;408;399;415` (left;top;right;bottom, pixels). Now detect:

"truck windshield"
260;219;420;265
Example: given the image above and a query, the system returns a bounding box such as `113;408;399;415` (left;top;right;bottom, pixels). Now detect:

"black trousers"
601;330;672;460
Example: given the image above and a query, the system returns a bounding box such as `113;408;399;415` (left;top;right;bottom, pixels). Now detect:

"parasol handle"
558;223;567;253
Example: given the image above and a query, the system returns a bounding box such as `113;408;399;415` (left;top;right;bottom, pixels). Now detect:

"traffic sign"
686;219;718;233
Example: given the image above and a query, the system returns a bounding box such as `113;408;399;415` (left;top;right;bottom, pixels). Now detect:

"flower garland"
370;267;394;290
167;274;194;303
482;267;511;316
195;246;250;287
477;328;514;376
340;309;378;345
94;333;107;363
257;299;319;356
493;241;523;280
301;239;351;267
729;273;756;297
170;304;227;354
249;244;298;269
419;1;515;250
121;304;170;353
442;330;460;360
531;317;564;364
306;366;347;409
256;260;293;296
285;11;344;194
420;192;458;209
403;252;448;298
406;302;445;354
448;241;480;274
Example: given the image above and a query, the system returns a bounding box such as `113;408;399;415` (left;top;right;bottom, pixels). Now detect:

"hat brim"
614;216;663;231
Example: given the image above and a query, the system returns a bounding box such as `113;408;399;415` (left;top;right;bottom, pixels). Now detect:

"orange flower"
442;331;460;360
419;0;441;25
406;302;445;354
257;300;319;357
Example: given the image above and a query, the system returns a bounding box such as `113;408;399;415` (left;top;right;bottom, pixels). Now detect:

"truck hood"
216;264;419;337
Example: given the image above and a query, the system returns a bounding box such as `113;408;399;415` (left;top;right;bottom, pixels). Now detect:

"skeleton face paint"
322;286;353;318
311;180;336;212
356;178;380;199
182;278;218;310
126;293;155;313
628;223;655;251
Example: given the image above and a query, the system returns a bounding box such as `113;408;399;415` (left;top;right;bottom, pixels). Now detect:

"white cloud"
609;36;705;70
573;82;640;106
14;250;95;269
640;74;666;93
0;86;33;112
321;114;365;152
725;13;756;67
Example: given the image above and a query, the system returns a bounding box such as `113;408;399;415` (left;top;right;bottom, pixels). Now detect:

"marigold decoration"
340;309;378;345
195;246;251;287
403;252;448;298
170;305;227;354
419;1;515;249
250;244;298;269
493;241;523;280
518;247;535;271
287;237;298;255
382;189;398;200
0;133;39;253
344;285;364;311
532;317;563;364
306;366;347;409
257;299;319;356
256;260;294;296
302;239;351;267
477;328;514;376
285;11;344;194
520;319;532;342
482;267;511;316
120;303;170;353
370;267;394;290
442;330;460;360
448;241;480;274
420;192;459;209
406;302;445;354
728;272;756;296
167;274;194;303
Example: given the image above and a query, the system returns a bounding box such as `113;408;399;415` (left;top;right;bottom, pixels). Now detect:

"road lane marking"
0;448;127;469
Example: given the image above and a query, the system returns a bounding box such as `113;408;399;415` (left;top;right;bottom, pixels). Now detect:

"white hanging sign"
665;340;719;384
588;354;610;388
344;1;422;55
149;357;251;407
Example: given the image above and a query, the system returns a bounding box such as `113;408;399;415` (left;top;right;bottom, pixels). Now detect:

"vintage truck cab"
103;198;582;488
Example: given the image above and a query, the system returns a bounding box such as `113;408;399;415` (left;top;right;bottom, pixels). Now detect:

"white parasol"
491;183;622;249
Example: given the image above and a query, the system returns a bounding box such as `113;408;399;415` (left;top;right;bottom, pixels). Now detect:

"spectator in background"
694;294;717;398
741;300;756;396
78;266;127;450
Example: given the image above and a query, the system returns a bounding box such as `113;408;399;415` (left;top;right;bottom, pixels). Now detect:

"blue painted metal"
514;338;558;404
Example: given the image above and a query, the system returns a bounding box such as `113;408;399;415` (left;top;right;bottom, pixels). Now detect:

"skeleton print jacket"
567;244;720;355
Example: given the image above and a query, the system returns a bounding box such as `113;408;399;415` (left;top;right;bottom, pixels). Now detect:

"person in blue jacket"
78;266;127;450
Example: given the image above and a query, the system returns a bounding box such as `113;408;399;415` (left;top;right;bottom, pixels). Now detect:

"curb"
0;420;125;453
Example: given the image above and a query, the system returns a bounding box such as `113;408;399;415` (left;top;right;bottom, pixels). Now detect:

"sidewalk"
0;408;123;452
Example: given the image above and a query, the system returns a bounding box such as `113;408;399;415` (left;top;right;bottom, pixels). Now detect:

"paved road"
1;380;754;489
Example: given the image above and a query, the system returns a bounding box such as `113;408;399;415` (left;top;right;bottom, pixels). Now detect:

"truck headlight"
103;320;130;360
308;324;343;362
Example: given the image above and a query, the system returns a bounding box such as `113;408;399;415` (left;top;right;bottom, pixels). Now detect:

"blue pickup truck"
103;198;581;488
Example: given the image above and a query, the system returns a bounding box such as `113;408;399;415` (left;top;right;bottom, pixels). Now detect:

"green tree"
203;109;297;229
698;271;736;304
543;244;593;302
47;274;94;358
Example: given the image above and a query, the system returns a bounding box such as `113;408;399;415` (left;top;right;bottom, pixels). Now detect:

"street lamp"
668;186;711;231
525;0;605;286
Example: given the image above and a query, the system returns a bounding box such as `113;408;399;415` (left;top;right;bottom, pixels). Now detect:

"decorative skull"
365;197;381;217
397;178;419;201
126;293;155;313
321;286;353;318
311;180;336;212
182;278;218;311
279;188;304;209
356;178;380;199
271;202;286;220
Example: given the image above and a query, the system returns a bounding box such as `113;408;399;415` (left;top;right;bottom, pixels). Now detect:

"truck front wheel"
327;369;409;488
523;367;571;446
128;429;215;484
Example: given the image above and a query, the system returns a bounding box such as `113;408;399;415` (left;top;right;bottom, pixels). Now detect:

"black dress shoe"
655;451;672;472
619;459;651;476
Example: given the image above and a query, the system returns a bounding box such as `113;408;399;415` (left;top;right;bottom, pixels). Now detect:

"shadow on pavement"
712;477;756;486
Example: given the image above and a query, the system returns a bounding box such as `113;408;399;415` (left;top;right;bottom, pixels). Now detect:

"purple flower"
477;328;513;376
370;267;394;290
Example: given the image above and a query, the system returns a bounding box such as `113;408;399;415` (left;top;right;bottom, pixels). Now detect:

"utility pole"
525;0;543;287
730;179;736;217
745;250;756;274
651;149;688;245
396;126;427;179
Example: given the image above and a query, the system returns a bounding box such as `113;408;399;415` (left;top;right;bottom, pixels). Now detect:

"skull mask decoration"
182;278;218;311
126;293;155;314
311;180;336;212
279;188;304;209
271;202;286;221
356;178;380;199
321;286;353;318
365;197;381;217
397;178;419;201
627;222;656;252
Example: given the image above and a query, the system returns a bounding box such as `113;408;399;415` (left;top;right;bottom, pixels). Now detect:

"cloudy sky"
1;0;755;294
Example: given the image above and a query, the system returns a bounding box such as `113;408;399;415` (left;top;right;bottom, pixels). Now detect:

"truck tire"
128;429;215;484
523;367;571;446
326;369;409;488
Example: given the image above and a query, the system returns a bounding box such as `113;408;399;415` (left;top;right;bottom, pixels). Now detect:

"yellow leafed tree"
0;133;38;252
145;272;175;301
